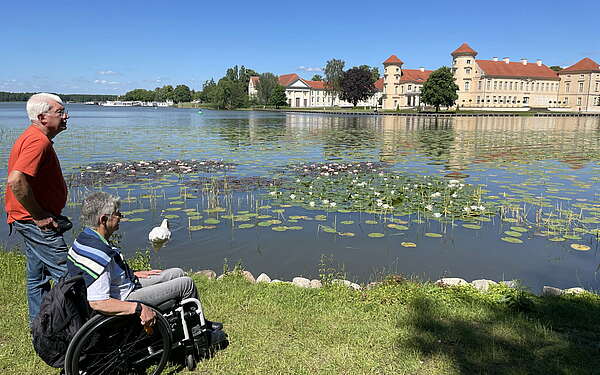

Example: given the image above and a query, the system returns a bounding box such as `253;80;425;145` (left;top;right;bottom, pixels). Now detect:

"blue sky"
2;0;599;94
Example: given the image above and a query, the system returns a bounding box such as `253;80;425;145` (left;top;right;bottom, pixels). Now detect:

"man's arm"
7;170;57;230
89;299;156;326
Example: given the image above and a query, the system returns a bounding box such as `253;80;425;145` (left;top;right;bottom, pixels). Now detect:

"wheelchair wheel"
64;312;172;375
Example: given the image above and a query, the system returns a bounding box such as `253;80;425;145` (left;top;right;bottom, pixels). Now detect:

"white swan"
149;219;171;250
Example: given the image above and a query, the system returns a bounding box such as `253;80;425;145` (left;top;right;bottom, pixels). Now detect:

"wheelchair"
63;297;227;375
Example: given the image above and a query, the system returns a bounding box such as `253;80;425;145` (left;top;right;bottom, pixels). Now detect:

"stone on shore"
271;279;283;283
471;279;497;292
292;277;311;288
256;273;271;283
310;279;322;288
500;280;519;289
195;270;216;279
564;287;586;295
332;279;352;287
242;271;256;283
437;278;468;286
349;283;361;290
542;286;564;297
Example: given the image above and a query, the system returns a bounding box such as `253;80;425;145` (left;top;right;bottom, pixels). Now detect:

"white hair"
26;93;64;121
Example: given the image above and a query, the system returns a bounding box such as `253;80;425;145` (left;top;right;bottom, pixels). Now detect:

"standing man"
5;93;70;324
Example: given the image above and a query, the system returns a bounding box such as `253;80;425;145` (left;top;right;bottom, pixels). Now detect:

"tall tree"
357;65;380;83
549;65;563;72
339;67;376;107
269;85;288;108
155;85;174;101
213;78;248;109
198;79;216;103
324;59;345;105
420;66;459;112
256;73;278;105
311;74;323;81
173;84;192;103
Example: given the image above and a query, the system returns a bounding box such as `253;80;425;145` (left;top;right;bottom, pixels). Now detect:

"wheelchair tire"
64;312;172;375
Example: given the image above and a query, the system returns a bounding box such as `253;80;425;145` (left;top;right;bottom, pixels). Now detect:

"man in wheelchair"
63;192;225;373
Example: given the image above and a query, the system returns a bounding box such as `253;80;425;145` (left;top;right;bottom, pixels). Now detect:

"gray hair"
80;192;120;228
26;93;64;121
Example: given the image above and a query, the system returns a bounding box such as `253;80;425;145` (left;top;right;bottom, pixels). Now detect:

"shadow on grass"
397;292;600;374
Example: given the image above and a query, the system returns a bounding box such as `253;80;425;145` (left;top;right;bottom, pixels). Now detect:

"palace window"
566;82;570;92
465;67;471;74
579;82;584;92
503;82;507;90
466;59;471;64
493;96;497;103
394;86;398;94
487;80;491;90
408;85;412;91
577;97;582;105
464;81;470;91
493;81;497;90
478;81;482;90
401;85;404;93
523;97;529;104
596;82;599;92
477;96;481;104
520;82;524;90
486;96;490;102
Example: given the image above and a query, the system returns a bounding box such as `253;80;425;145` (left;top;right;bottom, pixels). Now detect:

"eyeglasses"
46;109;68;117
111;211;123;218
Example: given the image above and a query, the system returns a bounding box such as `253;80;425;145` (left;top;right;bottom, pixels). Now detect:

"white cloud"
94;79;120;85
298;66;323;72
98;70;119;75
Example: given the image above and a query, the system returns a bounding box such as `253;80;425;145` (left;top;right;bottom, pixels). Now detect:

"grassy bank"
2;250;600;374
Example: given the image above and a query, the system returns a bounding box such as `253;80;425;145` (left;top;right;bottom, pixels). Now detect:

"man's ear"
100;215;108;224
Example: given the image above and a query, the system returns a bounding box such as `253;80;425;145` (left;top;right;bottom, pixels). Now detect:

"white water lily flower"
376;199;383;204
478;205;485;211
322;199;329;205
296;179;301;182
322;172;329;176
374;191;381;196
269;191;277;196
377;202;383;207
330;202;336;207
470;205;478;210
425;204;433;211
390;190;395;194
463;207;470;212
382;204;390;209
433;212;442;218
383;178;388;181
308;192;313;195
431;192;441;198
290;194;296;199
451;193;458;198
309;201;315;207
449;179;460;184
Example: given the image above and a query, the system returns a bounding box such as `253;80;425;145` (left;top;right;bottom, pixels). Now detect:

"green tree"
420;66;459;112
324;59;345;104
549;65;563;72
122;88;155;101
311;74;323;81
198;79;216;103
339;67;376;107
357;65;380;83
256;73;278;105
213;78;248;109
156;85;174;102
173;84;192;103
269;85;288;108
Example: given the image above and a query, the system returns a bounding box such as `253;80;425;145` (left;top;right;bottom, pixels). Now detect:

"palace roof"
374;77;384;91
400;69;432;83
249;76;259;85
559;57;600;73
383;55;404;65
278;73;301;86
451;43;478;57
476;60;559;80
304;80;326;90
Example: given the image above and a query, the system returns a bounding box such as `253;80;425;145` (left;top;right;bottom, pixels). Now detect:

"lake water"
1;103;599;293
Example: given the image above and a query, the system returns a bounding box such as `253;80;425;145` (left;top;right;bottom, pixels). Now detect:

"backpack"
31;275;92;368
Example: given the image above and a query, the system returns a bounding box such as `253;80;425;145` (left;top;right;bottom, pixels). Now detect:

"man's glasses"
47;109;68;117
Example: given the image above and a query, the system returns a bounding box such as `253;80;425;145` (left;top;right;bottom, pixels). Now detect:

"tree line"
0;92;117;102
120;84;194;103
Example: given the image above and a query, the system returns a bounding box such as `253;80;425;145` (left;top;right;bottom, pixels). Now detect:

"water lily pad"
510;226;528;232
368;232;385;238
424;233;443;238
340;220;354;225
204;218;220;224
338;232;355;237
272;209;285;213
321;226;337;233
288;226;303;230
548;237;565;242
164;214;179;219
501;237;523;244
257;221;273;227
365;220;378;225
170;201;184;205
463;224;481;230
504;231;522;237
257;215;271;219
238;223;255;229
165;207;181;211
401;242;416;248
315;215;327;221
272;226;288;232
502;218;518;223
387;224;409;230
128;217;144;222
570;244;591;251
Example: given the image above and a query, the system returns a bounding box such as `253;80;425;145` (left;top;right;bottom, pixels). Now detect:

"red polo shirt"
5;125;67;223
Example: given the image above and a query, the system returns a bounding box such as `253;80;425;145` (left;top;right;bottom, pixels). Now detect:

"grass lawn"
1;250;600;374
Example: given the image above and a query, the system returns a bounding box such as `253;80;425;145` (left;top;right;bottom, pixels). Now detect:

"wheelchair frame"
64;297;224;375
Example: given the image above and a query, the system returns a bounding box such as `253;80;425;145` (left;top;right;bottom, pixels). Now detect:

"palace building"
382;43;600;112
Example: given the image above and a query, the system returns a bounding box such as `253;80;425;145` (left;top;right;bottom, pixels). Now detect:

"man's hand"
139;304;156;327
134;270;162;278
32;216;58;231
